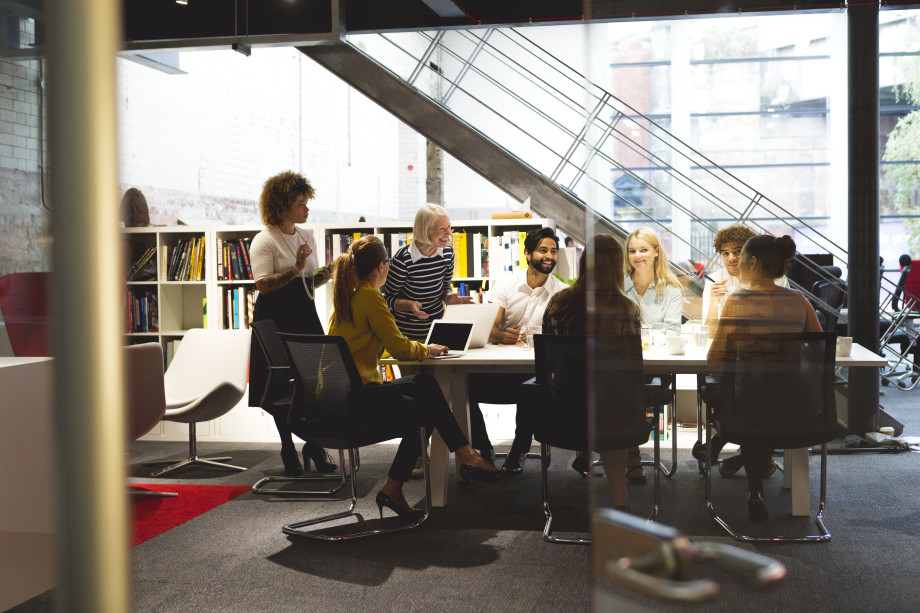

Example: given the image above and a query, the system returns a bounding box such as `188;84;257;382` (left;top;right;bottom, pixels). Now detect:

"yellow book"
196;235;205;280
458;232;468;277
354;232;362;241
519;231;527;270
451;232;461;277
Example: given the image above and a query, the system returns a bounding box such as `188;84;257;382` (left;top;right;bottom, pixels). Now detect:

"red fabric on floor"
130;484;250;546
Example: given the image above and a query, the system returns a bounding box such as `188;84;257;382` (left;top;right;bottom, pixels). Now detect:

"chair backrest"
163;328;251;400
531;334;650;452
250;319;293;409
0;272;51;357
124;342;166;440
277;333;364;438
718;331;838;449
902;261;920;310
811;277;846;331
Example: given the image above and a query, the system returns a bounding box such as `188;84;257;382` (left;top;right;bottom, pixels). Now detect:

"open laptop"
443;302;501;348
424;320;476;358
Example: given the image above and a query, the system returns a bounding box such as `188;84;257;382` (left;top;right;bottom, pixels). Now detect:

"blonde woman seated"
706;234;822;523
542;235;642;511
623;227;683;484
328;236;500;521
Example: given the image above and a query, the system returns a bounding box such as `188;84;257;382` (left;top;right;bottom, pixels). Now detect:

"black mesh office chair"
249;320;347;496
703;331;838;542
522;333;661;544
278;333;431;541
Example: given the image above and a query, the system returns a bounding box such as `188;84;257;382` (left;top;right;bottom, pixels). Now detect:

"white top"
250;225;320;281
487;268;569;331
701;267;789;323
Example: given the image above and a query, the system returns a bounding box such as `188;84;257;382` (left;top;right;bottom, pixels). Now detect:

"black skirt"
248;277;324;408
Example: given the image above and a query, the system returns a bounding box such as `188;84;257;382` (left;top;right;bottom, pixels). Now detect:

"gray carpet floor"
9;383;920;612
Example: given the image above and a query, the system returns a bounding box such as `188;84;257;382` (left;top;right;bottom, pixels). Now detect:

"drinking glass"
695;324;709;348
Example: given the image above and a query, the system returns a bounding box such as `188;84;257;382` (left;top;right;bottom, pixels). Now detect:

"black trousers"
357;372;469;483
467;372;535;452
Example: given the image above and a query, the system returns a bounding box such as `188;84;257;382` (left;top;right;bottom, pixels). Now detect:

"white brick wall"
0;59;41;174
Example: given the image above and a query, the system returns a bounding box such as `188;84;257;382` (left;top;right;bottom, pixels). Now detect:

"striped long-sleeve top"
383;241;454;341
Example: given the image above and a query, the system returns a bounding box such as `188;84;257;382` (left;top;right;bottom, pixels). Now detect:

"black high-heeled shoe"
280;446;303;477
626;449;646;485
375;491;425;522
460;463;503;484
571;454;589;477
303;442;337;473
747;490;769;523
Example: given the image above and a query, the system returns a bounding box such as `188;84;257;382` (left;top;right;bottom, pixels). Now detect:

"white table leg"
786;447;810;516
428;367;452;507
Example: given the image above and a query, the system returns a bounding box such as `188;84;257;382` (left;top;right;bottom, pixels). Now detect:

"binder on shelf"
518;231;527;271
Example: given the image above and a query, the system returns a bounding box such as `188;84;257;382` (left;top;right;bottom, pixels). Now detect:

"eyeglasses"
382;257;392;265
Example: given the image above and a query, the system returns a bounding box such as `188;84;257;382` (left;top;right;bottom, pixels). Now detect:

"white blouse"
249;225;320;281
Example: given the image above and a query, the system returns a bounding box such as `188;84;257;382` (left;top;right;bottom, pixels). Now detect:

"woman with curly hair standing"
249;170;336;476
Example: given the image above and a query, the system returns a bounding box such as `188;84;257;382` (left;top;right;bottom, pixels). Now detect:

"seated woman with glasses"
329;235;500;521
541;234;642;511
705;234;822;523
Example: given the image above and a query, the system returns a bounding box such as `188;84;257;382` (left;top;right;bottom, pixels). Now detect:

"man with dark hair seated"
468;227;569;474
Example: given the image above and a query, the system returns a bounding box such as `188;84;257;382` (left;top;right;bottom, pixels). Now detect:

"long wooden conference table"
384;341;886;510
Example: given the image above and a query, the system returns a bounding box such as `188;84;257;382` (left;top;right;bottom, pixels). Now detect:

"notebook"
424;320;476;358
443;302;501;348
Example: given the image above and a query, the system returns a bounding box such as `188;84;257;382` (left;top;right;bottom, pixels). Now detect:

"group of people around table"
247;169;820;524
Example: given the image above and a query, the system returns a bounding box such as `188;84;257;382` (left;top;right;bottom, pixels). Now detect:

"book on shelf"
124;290;158;333
126;245;157;281
480;234;489;278
451;232;461;277
165;339;182;367
228;242;241;280
216;237;224;280
518;231;527;272
166;238;183;280
239;237;253;279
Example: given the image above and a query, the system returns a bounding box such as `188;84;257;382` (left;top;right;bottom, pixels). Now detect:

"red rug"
130;484;251;546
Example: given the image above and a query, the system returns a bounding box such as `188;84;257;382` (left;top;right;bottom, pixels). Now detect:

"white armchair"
149;328;252;477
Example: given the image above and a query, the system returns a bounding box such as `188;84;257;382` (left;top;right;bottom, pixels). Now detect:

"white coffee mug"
666;335;686;355
836;336;853;357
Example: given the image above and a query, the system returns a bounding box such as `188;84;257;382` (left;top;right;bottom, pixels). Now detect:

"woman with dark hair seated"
706;234;822;522
328;235;500;520
542;234;642;510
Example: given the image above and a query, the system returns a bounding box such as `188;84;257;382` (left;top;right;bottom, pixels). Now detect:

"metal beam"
298;42;622;245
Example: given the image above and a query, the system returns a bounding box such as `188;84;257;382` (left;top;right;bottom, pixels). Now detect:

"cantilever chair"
125;342;176;498
249;320;347;496
278;333;431;541
703;331;838;542
522;333;660;544
148;328;252;477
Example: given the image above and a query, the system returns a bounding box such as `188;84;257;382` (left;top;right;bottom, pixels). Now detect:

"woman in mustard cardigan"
329;235;500;520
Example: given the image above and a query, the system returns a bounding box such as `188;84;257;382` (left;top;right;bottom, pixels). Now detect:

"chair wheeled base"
282;429;431;541
252;449;354;496
146;423;247;477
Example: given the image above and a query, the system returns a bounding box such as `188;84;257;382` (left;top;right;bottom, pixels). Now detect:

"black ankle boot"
303;442;337;473
280;446;302;477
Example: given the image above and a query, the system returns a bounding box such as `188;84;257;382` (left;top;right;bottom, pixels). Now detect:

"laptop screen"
425;321;475;352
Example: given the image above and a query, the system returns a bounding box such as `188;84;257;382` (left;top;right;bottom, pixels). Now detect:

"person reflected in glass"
623;227;683;484
542;234;642;511
706;234;822;522
249;171;337;476
329;236;500;520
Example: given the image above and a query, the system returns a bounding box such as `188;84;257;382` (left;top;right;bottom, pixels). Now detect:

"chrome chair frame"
278;333;432;541
701;331;836;543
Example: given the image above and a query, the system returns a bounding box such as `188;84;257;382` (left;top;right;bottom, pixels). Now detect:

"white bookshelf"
124;217;553;442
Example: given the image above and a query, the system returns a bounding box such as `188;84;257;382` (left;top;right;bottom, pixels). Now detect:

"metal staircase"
300;27;914;384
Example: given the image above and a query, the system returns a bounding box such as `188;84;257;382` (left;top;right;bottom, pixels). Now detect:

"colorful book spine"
239;237;253;279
